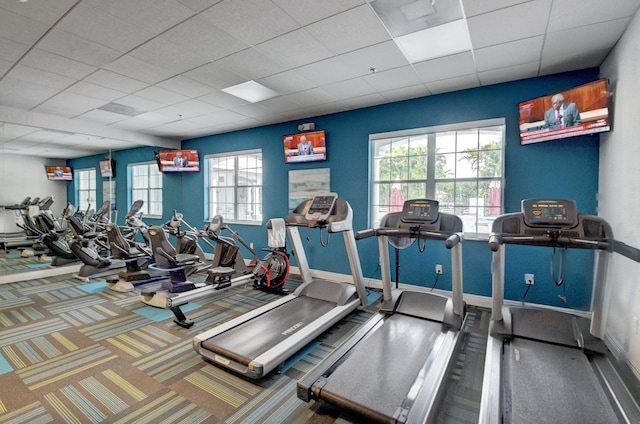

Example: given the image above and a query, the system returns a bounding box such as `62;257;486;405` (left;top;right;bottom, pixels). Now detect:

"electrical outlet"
525;273;535;285
435;264;443;274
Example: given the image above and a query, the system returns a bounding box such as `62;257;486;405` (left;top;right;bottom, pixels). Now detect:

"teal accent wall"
70;68;602;310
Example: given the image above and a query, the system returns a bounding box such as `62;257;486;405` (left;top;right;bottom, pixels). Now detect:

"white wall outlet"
525;273;535;285
435;264;443;274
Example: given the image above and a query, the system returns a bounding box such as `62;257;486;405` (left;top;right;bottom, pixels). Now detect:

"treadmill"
297;199;466;423
192;193;369;379
479;198;640;423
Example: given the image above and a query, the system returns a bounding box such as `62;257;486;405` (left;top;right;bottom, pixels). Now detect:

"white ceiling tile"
0;0;77;25
548;0;640;32
381;84;431;102
339;93;387;109
253;96;305;114
183;62;246;90
35;92;106;117
197;91;249;109
284;87;337;107
201;0;300;45
363;66;422;92
258;71;317;95
543;19;630;64
0;77;59;110
477;61;540;86
57;3;154;53
36;29;123;67
162;15;248;62
75;109;129;125
0;37;30;62
272;0;365;26
256;29;334;69
295;56;364;86
0;8;50;45
83;70;148;93
413;51;477;83
461;0;531;18
86;0;196;35
475;36;544;72
20;49;97;80
156;76;217;98
134;86;190;106
129;38;211;75
6;65;75;90
66;81;127;103
425;74;480;95
215;48;286;81
323;78;377;100
467;0;552;49
103;55;177;84
113;95;165;113
176;0;223;13
306;5;391;55
338;41;410;74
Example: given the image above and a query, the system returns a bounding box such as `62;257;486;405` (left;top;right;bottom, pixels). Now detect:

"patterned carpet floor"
0;258;489;423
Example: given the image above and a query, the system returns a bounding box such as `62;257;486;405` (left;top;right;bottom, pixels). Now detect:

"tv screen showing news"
156;149;200;172
283;130;327;164
45;165;73;181
518;79;611;145
99;160;115;178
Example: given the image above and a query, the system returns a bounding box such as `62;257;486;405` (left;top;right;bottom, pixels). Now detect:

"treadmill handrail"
489;232;610;251
356;227;458;244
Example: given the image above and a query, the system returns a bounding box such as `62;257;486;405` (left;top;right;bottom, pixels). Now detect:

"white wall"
0;153;69;233
599;8;640;378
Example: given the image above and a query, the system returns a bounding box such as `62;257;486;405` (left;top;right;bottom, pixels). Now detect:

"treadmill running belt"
508;338;618;423
201;296;336;365
319;314;443;421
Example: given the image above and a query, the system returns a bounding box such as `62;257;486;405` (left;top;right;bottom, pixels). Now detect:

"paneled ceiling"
0;0;638;159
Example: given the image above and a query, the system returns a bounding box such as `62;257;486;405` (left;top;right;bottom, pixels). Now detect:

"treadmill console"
522;198;577;227
305;193;338;221
401;199;439;224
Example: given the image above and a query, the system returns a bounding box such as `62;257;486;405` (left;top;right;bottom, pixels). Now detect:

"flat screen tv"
45;165;73;181
518;79;611;145
283;130;327;164
99;160;115;178
155;149;200;172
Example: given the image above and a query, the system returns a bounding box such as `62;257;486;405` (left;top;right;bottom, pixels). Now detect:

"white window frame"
205;149;263;225
370;118;505;239
128;161;162;218
75;168;96;214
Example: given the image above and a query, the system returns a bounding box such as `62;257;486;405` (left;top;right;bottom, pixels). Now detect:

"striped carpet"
0;263;489;423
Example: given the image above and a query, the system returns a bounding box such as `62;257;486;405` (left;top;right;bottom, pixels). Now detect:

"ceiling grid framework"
0;0;637;158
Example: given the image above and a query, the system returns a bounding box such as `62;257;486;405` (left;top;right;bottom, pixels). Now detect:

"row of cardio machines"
193;194;468;422
192;194;640;423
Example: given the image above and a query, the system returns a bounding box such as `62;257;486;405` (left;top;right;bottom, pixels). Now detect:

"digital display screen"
522;198;577;227
156;150;200;172
401;199;439;223
45;165;72;181
519;79;611;145
305;194;337;220
283;130;327;164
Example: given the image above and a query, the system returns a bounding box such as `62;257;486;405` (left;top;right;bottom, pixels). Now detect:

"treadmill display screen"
305;193;338;221
522;198;578;227
401;199;439;223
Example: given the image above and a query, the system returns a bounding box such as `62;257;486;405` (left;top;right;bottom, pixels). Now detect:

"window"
370;118;505;237
75;168;96;212
206;149;262;224
128;162;162;217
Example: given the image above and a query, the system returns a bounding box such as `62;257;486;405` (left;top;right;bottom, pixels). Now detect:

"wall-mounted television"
99;159;115;178
45;165;73;181
283;129;327;164
518;78;611;145
155;149;200;172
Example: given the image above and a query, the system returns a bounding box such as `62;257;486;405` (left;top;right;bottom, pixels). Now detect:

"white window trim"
369;118;506;240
